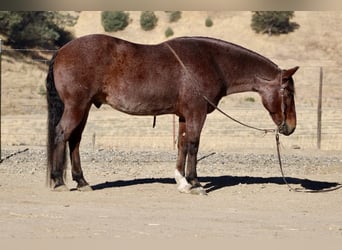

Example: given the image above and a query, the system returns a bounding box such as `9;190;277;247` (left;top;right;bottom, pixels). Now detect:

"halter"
278;71;287;133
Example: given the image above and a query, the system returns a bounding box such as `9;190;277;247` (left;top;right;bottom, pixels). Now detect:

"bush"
251;11;299;35
167;11;182;23
205;17;213;27
140;11;158;31
0;11;76;49
165;27;174;38
101;11;129;32
244;97;255;102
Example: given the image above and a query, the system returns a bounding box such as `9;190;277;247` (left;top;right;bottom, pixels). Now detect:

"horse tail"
46;52;66;187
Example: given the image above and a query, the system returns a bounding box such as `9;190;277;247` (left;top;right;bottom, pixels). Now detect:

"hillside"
73;11;342;67
1;11;342;150
2;11;342;115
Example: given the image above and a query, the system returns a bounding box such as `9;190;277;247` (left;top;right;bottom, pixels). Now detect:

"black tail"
46;52;66;187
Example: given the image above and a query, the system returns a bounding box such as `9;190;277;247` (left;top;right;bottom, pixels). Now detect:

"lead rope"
275;131;297;191
167;42;342;193
165;43;275;134
276;131;342;193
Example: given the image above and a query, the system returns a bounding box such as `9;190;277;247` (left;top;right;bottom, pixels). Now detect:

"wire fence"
1;46;342;154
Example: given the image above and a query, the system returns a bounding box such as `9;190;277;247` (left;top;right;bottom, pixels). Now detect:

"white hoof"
190;186;207;195
177;179;192;193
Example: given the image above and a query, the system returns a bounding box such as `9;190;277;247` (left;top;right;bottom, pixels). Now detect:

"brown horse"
46;34;299;194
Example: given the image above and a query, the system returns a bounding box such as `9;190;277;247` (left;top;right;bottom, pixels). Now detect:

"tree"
101;11;130;32
0;11;78;49
251;11;299;35
140;11;158;31
165;11;182;23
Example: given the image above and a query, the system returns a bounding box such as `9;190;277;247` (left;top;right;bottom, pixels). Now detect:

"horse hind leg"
50;105;90;191
50;133;68;191
50;124;69;191
68;107;92;191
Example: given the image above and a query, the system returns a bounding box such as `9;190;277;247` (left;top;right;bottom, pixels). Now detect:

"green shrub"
205;17;213;27
0;11;76;49
165;27;174;38
140;11;158;31
167;11;182;22
244;97;255;102
101;11;129;32
251;11;299;35
38;85;46;96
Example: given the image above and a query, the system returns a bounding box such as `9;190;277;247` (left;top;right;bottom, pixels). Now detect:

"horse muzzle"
278;122;296;136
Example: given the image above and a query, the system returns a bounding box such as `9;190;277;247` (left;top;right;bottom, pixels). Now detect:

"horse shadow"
90;175;341;193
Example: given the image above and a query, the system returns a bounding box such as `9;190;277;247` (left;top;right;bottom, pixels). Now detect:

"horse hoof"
177;183;192;193
53;184;69;192
190;187;207;196
77;185;93;192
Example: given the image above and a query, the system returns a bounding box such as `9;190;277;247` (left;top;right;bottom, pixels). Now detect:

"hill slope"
74;11;342;66
2;11;341;114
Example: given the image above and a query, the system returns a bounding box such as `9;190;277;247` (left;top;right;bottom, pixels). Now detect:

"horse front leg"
176;113;207;195
175;117;192;193
185;139;207;195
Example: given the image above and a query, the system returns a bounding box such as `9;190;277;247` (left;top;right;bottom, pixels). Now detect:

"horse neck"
225;74;275;96
212;42;281;95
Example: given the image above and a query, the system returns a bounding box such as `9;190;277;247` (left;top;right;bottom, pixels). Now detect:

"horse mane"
169;36;280;71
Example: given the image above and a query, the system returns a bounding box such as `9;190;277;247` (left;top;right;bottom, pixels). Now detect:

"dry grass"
1;11;342;151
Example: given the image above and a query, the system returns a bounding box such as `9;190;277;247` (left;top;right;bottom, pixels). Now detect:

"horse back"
53;34;191;115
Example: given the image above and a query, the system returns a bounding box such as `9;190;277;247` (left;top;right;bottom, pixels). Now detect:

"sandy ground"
1;146;342;240
1;11;342;242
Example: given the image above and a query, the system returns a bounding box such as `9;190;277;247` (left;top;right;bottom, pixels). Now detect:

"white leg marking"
175;169;192;193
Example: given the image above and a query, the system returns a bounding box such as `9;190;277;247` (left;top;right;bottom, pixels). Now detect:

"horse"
46;34;299;195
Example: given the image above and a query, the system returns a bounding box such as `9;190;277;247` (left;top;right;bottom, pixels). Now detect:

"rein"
166;42;276;134
166;42;341;193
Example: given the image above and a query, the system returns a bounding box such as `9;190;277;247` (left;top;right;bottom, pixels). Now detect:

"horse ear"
283;66;299;79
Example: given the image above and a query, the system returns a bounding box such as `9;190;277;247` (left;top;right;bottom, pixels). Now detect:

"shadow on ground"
90;175;342;193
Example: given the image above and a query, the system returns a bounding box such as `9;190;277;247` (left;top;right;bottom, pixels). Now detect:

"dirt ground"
1;11;342;243
1;146;342;240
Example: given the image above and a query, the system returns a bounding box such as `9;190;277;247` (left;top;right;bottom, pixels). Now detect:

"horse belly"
105;84;177;116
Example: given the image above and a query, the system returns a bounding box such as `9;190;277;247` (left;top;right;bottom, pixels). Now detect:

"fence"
1;45;342;158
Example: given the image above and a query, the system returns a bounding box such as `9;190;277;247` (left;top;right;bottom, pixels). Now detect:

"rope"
0;148;29;163
275;132;342;193
165;42;275;134
166;42;342;193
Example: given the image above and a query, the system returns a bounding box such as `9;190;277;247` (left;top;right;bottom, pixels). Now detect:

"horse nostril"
279;123;295;136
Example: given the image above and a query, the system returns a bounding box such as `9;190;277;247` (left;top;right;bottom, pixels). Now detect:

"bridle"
166;42;342;193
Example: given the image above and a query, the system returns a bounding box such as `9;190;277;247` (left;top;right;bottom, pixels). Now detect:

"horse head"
255;66;299;136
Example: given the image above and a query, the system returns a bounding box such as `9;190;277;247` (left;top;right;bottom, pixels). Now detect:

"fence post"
317;66;323;150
